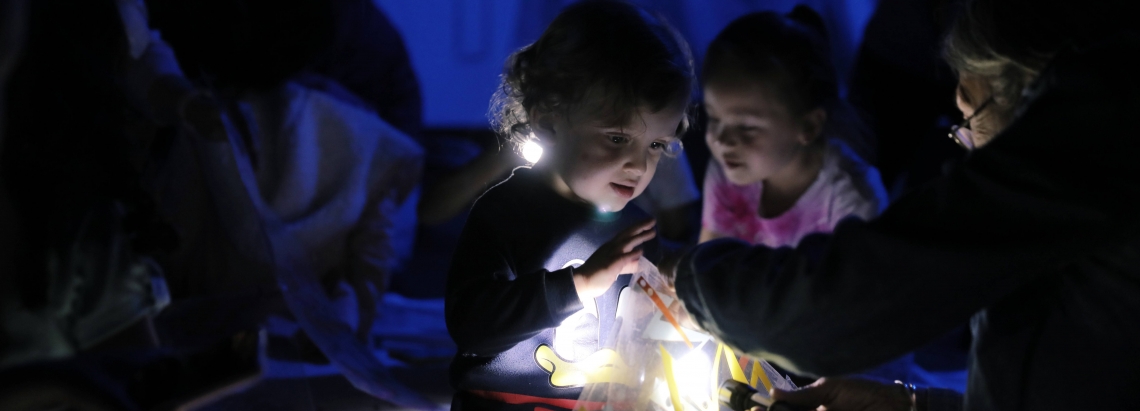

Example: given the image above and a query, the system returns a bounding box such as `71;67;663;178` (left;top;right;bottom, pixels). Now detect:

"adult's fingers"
771;378;835;409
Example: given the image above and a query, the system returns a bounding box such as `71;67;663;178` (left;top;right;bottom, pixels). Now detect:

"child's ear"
798;107;827;145
528;107;558;144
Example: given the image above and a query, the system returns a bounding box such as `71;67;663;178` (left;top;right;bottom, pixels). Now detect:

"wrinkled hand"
767;377;913;411
574;219;656;300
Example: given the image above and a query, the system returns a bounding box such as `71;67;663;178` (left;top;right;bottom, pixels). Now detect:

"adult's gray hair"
943;0;1135;109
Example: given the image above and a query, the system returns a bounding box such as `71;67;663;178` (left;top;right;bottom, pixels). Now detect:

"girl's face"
703;78;818;186
535;95;687;212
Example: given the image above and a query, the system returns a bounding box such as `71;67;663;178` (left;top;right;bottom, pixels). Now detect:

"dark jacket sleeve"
674;40;1140;377
445;206;584;356
922;388;964;411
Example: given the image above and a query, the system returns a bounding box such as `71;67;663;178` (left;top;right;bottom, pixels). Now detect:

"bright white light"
674;348;713;408
523;140;543;164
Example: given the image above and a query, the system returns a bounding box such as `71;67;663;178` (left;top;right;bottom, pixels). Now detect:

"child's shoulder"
467;166;562;224
823;139;889;216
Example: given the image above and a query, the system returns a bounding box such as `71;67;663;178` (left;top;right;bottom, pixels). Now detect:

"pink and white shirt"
702;141;887;248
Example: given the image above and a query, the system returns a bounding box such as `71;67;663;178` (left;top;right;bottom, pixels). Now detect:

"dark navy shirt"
446;167;654;410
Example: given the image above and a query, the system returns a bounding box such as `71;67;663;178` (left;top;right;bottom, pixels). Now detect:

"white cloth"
244;80;422;282
113;0;151;59
147;78;422;295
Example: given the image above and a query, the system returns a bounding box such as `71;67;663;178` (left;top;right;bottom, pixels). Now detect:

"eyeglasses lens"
953;127;975;150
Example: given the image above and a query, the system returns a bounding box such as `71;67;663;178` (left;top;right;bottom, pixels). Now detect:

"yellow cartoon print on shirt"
534;344;636;387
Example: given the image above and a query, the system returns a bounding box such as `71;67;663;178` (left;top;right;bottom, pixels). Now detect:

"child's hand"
573;219;656;300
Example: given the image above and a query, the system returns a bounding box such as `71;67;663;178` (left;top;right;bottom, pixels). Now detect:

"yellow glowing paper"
660;344;683;411
723;345;748;384
710;343;724;400
751;358;773;392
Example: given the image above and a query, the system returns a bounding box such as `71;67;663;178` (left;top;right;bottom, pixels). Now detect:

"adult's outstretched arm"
674;41;1140;376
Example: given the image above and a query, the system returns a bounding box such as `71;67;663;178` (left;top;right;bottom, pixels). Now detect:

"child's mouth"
610;183;635;199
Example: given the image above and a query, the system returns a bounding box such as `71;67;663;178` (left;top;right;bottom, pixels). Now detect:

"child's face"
538;96;687;212
703;78;815;186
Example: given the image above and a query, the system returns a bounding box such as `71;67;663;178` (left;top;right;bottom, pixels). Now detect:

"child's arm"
446;216;655;356
445;212;581;356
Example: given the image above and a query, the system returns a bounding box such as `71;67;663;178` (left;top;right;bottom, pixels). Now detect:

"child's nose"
622;148;648;176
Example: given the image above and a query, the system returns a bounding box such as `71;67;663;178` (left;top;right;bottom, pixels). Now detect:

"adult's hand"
769;377;914;411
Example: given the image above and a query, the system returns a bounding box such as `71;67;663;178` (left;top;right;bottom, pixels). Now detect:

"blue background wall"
375;0;880;128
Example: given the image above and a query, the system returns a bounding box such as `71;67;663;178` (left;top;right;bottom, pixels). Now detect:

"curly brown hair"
489;0;695;153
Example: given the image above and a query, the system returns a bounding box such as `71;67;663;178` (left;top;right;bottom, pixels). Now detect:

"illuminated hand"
573;219;656;300
768;377;914;411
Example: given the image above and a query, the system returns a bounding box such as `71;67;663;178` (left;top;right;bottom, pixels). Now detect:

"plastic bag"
573;258;795;411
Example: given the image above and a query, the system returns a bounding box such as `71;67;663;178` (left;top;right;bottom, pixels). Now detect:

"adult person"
671;0;1140;410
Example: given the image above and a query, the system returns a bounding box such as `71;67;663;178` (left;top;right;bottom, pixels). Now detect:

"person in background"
145;0;421;349
699;4;965;391
445;2;694;409
310;0;423;139
1;0;179;364
0;4;257;410
699;6;886;249
671;0;1140;410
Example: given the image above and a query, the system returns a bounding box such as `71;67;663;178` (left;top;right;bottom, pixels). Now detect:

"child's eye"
608;135;630;145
